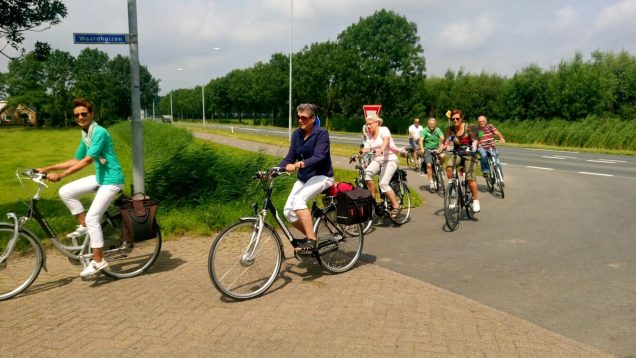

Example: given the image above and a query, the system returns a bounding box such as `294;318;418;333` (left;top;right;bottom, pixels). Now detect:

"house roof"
0;101;7;113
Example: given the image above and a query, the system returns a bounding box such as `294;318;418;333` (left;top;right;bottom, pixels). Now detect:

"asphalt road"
189;123;636;357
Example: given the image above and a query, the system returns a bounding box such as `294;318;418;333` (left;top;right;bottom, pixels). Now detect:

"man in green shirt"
418;117;445;191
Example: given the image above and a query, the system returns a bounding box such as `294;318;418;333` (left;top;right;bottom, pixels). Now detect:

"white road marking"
541;155;577;159
578;172;614;177
587;159;626;164
527;166;554;171
525;148;579;154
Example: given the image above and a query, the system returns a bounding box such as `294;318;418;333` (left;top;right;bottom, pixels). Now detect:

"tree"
335;9;426;122
0;0;67;59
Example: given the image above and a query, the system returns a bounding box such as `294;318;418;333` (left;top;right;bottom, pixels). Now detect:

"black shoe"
295;239;317;255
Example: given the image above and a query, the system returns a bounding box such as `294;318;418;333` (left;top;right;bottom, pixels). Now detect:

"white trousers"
58;175;123;248
365;160;398;193
283;175;334;223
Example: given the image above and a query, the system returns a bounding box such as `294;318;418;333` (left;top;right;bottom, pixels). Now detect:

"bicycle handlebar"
18;169;48;187
253;167;287;181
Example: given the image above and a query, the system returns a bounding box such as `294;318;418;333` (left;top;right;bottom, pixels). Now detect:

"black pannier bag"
336;187;374;225
117;194;159;242
390;169;407;192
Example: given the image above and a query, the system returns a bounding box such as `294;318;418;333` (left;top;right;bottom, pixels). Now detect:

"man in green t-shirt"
418;117;445;191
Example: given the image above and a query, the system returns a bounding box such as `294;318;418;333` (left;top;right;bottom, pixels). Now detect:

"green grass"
1;123;422;239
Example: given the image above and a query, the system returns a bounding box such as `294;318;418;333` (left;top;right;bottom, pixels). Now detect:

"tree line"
0;42;159;127
2;8;635;133
162;10;636;135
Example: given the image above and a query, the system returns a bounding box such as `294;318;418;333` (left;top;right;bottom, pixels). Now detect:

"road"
190;124;636;357
196;123;636;180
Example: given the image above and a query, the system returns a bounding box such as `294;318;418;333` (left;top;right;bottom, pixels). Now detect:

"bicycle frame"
241;170;344;258
2;171;125;266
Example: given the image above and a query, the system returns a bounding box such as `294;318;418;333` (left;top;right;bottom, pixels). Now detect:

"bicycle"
207;167;364;300
481;140;505;199
420;149;446;196
0;169;162;301
349;152;411;228
404;146;420;170
443;148;477;231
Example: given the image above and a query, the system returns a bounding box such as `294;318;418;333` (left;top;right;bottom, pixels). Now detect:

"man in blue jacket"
279;103;334;254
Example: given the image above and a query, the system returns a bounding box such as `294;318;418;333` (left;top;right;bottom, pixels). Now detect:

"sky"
1;0;635;95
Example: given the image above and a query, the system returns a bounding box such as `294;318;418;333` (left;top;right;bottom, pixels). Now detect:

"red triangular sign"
362;104;382;119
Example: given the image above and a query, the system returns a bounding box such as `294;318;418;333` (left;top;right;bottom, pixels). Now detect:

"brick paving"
0;131;613;357
0;239;611;357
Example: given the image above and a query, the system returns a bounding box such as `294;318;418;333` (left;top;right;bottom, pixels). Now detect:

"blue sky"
1;0;635;95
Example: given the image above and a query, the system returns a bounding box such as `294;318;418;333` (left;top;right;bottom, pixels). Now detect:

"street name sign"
73;33;129;44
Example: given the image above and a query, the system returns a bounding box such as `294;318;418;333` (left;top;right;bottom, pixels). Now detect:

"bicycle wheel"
485;158;495;192
101;212;163;279
324;204;372;237
405;152;416;169
208;219;282;300
464;184;475;220
434;163;446;196
444;181;460;231
0;224;44;301
314;208;363;273
389;180;411;225
495;164;505;199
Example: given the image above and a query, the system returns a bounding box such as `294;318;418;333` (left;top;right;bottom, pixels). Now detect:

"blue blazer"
279;126;334;183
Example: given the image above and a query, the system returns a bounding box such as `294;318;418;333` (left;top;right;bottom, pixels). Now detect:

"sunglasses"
296;115;314;121
451;117;461;121
74;112;89;119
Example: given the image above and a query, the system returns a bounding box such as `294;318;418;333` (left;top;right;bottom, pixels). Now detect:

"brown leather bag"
118;194;159;242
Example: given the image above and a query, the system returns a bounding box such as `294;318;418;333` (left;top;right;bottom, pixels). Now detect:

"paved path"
0;132;613;357
0;239;610;357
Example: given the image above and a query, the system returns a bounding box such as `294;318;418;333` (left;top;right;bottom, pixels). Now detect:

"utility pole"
128;0;144;193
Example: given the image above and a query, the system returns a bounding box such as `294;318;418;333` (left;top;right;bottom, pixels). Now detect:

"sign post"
73;2;144;193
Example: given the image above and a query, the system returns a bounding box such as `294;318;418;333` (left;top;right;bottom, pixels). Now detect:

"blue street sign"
73;33;129;44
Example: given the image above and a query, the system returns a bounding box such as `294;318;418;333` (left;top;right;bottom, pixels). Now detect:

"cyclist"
442;109;480;212
418;117;445;191
361;114;401;218
36;98;125;277
279;103;334;254
475;115;506;179
407;117;423;169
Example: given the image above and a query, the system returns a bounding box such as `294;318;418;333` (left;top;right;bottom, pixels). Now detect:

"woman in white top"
361;114;401;218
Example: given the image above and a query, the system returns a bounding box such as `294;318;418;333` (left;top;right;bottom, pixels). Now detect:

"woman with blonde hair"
361;114;401;217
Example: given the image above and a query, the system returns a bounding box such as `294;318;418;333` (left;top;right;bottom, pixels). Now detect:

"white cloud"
437;15;495;51
551;6;578;33
594;0;636;31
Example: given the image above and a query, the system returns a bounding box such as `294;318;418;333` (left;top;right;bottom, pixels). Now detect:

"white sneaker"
80;259;109;277
430;181;437;191
471;200;481;213
66;225;88;238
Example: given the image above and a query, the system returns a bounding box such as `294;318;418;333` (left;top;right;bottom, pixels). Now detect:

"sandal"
390;206;402;218
291;238;308;248
294;239;317;255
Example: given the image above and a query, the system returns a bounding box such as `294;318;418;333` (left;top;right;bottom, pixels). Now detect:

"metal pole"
288;0;293;142
202;83;206;127
127;0;144;193
170;91;173;121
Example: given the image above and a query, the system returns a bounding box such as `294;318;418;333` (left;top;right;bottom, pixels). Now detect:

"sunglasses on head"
74;112;89;118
